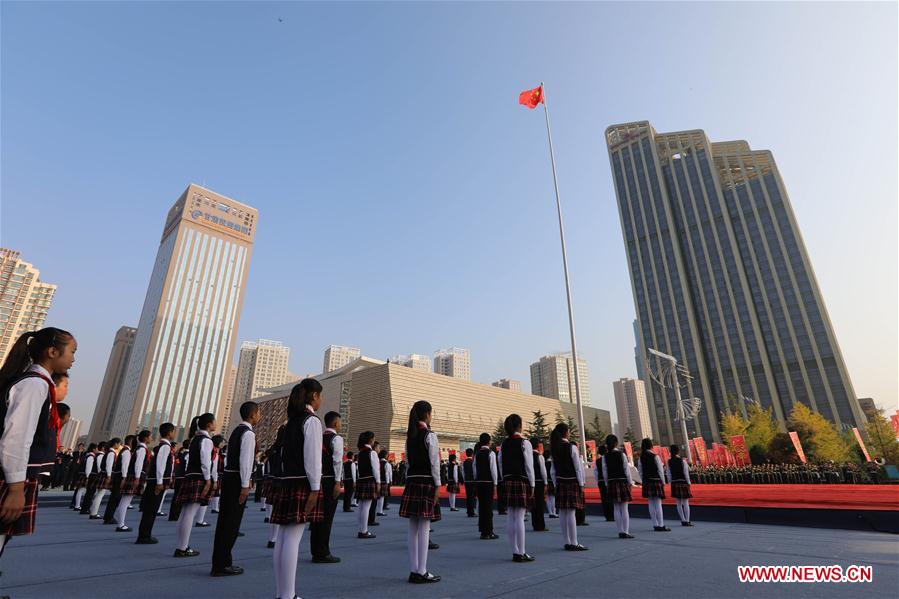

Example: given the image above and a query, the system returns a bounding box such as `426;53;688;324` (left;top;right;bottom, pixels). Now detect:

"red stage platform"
392;484;899;511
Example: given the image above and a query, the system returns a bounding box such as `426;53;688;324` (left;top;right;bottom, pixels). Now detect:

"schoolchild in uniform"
309;411;344;563
195;434;224;527
473;432;498;540
136;422;176;544
498;414;535;562
667;444;694;526
341;451;356;513
81;441;107;515
73;443;96;512
168;439;190;522
269;379;324;599
266;425;285;549
376;449;390;516
550;423;588;551
530;438;548;532
89;438;120;519
354;431;380;539
116;430;151;532
367;441;381;527
444;453;461;512
495;446;507;516
602;434;634;539
103;435;133;524
172;413;216;557
462;448;476;517
545;453;558;518
0;328;76;562
399;400;442;583
208;435;225;514
638;438;670;532
594;445;614;522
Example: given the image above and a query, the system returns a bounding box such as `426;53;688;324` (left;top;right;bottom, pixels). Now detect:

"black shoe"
173;548;200;557
195;522;210;527
128;505;134;509
211;509;219;514
565;544;589;551
467;514;475;517
210;566;244;576
156;512;166;517
357;532;376;539
619;533;634;539
411;572;440;583
480;533;499;540
577;521;590;526
654;526;671;532
264;517;270;523
267;541;275;549
428;541;439;550
261;507;267;511
236;531;245;537
682;521;694;527
408;572;418;583
135;537;159;544
103;520;115;525
376;513;386;516
116;526;132;532
548;514;558;518
89;515;102;520
534;528;550;532
450;508;459;512
512;553;535;562
369;521;379;526
343;509;355;513
311;554;341;563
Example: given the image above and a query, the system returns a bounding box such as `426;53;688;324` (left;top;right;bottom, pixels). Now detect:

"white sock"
683;499;690;522
358;500;371;533
176;503;201;550
615;503;630;534
114;495;134;527
195;505;208;524
160;489;169;510
209;496;220;511
270;523;279;543
650;498;664;527
267;503;273;519
449;494;456;510
561;508;577;545
75;487;86;509
547;495;555;515
417;517;430;574
559;507;569;543
89;489;107;516
273;523;305;599
377;497;384;513
407;518;420;574
676;499;685;522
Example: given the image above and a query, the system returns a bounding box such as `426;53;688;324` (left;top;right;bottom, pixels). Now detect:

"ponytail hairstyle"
670;444;680;458
189;413;215;437
123;435;137;451
138;430;152;444
0;327;74;392
605;433;619;451
357;431;375;450
287;378;323;419
550;422;569;464
503;414;522;437
406;400;433;440
640;438;653;453
87;442;97;452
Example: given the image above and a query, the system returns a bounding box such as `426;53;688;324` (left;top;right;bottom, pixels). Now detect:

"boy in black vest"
136;422;176;544
211;402;260;576
474;433;499;539
462;448;476;517
309;411;344;563
342;451;355;512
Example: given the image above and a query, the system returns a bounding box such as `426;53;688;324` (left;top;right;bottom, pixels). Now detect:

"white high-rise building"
234;339;293;401
0;248;57;364
530;353;591;406
492;379;521;392
60;418;82;450
111;184;257;437
391;354;432;372
613;377;652;442
219;364;238;433
87;326;137;442
433;347;471;381
323;345;361;374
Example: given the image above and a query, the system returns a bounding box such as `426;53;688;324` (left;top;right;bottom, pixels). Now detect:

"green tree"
720;410;750;444
864;408;899;464
744;403;777;463
623;427;635;444
767;432;801;464
585;413;607;445
554;411;580;442
524;410;551;445
492;419;507;446
787;402;850;463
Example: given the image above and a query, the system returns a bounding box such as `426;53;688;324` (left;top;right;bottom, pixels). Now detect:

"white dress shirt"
602;449;635;486
498;437;535;488
424;431;441;487
105;450;116;477
191;430;213;481
325;428;344;482
133;444;147;478
638;453;667;484
472;448;498;484
235;421;256;488
211;454;219;483
154;440;172;481
350;461;357;483
366;447;381;485
119;448;132;478
0;364;54;483
535;453;548;484
302;409;323;491
384;459;393;485
84;453;95;477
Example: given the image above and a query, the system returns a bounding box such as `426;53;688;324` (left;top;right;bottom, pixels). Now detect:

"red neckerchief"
510;432;523;439
30;371;60;450
417;422;429;431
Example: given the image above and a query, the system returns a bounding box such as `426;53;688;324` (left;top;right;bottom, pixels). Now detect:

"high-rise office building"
233;339;293;404
606;121;865;444
219;364;238;433
0;248;57;363
87;326;137;442
60;418;82;450
111;184;257;436
613;377;652;442
530;353;591;406
391;353;432;372
633;319;647;382
492;379;522;392
323;345;361;374
433;347;471;381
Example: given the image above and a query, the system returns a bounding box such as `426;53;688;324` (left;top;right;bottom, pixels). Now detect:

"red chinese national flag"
518;85;544;109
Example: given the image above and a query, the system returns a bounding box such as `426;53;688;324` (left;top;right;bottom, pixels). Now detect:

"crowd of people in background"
689;461;884;485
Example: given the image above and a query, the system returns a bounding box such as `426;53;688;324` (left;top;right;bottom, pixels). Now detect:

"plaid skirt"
270;479;324;525
120;476;143;496
671;481;693;499
0;476;38;536
176;477;211;506
608;479;632;503
445;482;460;494
212;478;222;498
85;473;103;493
379;483;390;498
354;479;379;500
260;478;273;498
102;474;121;491
642;479;666;499
553;478;585;510
399;478;441;522
73;472;88;488
546;480;555;496
501;479;533;509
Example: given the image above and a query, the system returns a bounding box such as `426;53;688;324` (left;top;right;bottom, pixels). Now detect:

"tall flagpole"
540;82;588;461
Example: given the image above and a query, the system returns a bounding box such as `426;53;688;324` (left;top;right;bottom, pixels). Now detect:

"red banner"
730;435;750;466
891;412;899;435
687;439;697;464
659;445;670;464
624;441;633;464
788;431;807;463
852;427;872;462
388;452;396;462
711;443;721;466
693;437;709;467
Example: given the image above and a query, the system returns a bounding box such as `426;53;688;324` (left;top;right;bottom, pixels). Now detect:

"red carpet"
391;484;899;511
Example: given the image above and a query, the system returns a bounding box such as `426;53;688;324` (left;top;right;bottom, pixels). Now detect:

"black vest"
113;449;128;476
1;372;57;479
447;462;457;483
605;450;627;480
500;437;526;481
95;451;107;474
132;445;150;478
322;431;337;478
186;433;211;479
357;448;375;480
463;458;474;481
551;440;576;479
668;457;687;481
343;460;353;480
406;426;431;478
173;449;188;477
475;447;493;482
533;452;545;483
148;441;174;481
280;411;318;478
640;451;662;481
105;450;117;475
225;424;251;471
85;452;98;475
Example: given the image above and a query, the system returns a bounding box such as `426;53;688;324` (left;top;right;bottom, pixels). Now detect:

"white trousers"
559;508;578;545
273;523;306;599
614;502;630;534
506;507;527;555
176;503;201;550
676;498;691;523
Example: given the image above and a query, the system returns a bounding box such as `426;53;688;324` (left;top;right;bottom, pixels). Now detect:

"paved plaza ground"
0;492;896;598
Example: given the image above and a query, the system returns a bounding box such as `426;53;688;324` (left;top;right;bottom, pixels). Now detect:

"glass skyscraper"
111;184;257;437
606;121;864;444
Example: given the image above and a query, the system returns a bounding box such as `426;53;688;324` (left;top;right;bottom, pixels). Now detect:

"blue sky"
2;1;896;427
